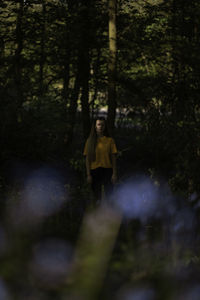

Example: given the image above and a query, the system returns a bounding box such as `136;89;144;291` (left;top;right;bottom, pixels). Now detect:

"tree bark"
65;2;92;146
107;0;117;135
79;2;91;139
14;0;24;105
65;66;81;147
39;0;46;96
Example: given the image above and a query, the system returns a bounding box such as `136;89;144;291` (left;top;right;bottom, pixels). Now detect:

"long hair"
87;117;110;162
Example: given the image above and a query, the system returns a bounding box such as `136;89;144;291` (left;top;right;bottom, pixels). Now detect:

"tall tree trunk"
171;0;189;121
62;4;72;103
65;70;81;147
79;2;91;139
91;48;101;119
62;49;70;102
14;0;24;106
80;59;91;139
107;0;117;135
39;0;46;97
65;1;92;146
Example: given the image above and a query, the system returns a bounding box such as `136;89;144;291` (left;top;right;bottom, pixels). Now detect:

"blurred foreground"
0;164;200;300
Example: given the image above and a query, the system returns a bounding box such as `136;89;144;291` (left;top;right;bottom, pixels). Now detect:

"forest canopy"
1;0;200;193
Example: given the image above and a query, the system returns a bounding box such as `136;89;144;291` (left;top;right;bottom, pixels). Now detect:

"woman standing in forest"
83;117;117;204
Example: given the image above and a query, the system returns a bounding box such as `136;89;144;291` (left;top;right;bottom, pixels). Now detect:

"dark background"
0;1;200;299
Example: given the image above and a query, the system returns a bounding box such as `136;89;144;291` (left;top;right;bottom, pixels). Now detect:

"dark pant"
90;167;113;203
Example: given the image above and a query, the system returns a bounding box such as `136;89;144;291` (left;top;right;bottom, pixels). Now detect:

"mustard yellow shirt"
83;136;117;169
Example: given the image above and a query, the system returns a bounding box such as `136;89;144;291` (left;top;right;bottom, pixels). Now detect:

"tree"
107;0;117;134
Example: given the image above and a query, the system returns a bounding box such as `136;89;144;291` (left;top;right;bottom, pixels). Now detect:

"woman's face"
95;119;105;135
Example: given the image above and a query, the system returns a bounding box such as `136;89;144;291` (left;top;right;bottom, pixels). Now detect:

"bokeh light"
9;167;68;227
113;176;160;223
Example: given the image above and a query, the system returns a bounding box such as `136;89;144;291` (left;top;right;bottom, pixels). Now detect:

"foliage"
1;1;200;297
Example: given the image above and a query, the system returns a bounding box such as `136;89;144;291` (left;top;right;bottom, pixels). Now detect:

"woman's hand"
111;174;117;184
87;174;92;184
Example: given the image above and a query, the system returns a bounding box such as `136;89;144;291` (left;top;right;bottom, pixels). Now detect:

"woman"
83;117;117;203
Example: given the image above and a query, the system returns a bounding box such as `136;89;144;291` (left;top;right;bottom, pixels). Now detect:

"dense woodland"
1;0;200;299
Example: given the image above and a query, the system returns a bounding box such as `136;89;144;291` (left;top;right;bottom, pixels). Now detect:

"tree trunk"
14;0;24;106
80;63;91;139
62;51;70;102
62;3;72;103
65;1;92;146
79;2;91;139
91;48;101;119
107;0;117;135
39;0;46;96
65;67;81;147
